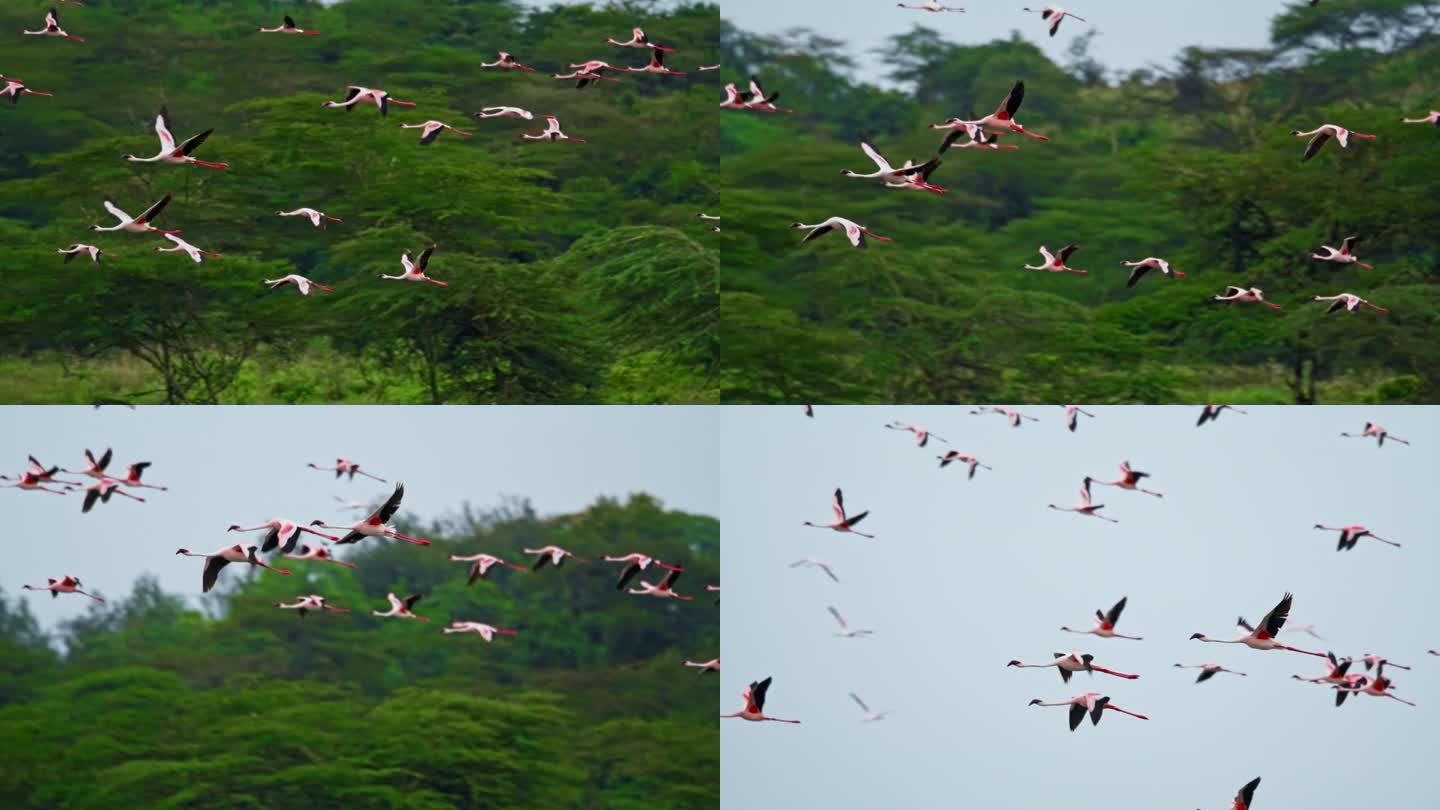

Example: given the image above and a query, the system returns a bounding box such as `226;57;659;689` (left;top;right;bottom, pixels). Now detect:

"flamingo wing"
751;677;772;712
373;482;405;523
1340;235;1359;254
403;593;424;611
1056;243;1080;263
201;555;230;593
177;128;214;157
1257;593;1293;638
137;193;172;225
1106;596;1127;627
616;562;642;591
102;199;132;223
417;244;436;270
155;107;176;151
1237;777;1260;809
827;606;848;629
858;139;891;172
832;488;846;522
1196;668;1217;683
1302;130;1330;161
850;692;870;713
1068;701;1086;731
661;567;683;589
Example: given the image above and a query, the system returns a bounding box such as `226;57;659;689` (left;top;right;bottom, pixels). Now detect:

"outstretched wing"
177;128;213;156
1257;592;1293;638
751;676;772;712
827;605;847;630
1105;596;1127;627
997;80;1024;119
832;488;846;522
155;107;176;152
418;244;436;271
850;692;870;713
800;224;834;243
1237;776;1261;808
1302;130;1330;161
137;193;172;224
1057;243;1080;263
372;482;405;524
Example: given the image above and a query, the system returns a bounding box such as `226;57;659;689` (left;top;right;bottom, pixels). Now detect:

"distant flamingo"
1292;124;1374;161
791;217;889;249
1061;597;1142;640
1023;244;1087;274
264;275;332;296
1212;286;1281;310
1;78;54;104
827;606;873;638
1311;293;1386;314
742;77;792;114
931;81;1048;141
937;450;991;480
520;115;586;143
62;448;112;481
1086;461;1163;498
258;15;320;35
114;462;167;491
311;482;432;546
1024;5;1086;36
275;595;350;617
380;244;448;286
1401;110;1439;126
1340;420;1407;447
1121;256;1183;287
176;544;289;593
154;234;221;264
22;575;103;602
788;558;839;583
90;194;180;235
322;86;415;117
1064;405;1095;432
1175;663;1248;683
56;244;113;265
803;488;875;538
1028;693;1147;731
1335;661;1416;706
443;621;516;641
1290;652;1352;685
684;658;720;673
849;693;892;722
722;677;801;723
450;553;527;586
276;208;341;228
1196;404;1245;426
228;518;337;555
307;458;386;482
1311;236;1373;269
605;27;675;51
884;421;946;447
122;107;228;169
283;544;356;568
1008;651;1140;682
372;592;429;622
898;1;965;11
1359;654;1410;672
0;471;71;495
1189;592;1326;657
628;567;692;600
82;478;144;513
1048;480;1117;523
399;120;472;145
523;545;588;570
472;106;534;121
619;50;686;76
970;405;1037;427
603;553;681;590
1207;777;1261;810
1313;523;1400;551
480;52;534;71
23;9;84;43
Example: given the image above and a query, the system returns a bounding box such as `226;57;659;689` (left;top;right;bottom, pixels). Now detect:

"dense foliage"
0;0;719;403
0;494;719;808
719;0;1440;403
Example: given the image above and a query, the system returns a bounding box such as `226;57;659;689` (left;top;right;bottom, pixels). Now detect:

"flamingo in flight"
743;77;792;114
373;592;429;622
1008;651;1140;681
21;455;81;486
176;544;290;593
1340;420;1407;447
1290;652;1352;685
1335;662;1415;707
804;488;875;538
1048;480;1116;523
113;461;167;491
284;544;357;568
22;575;103;602
57;244;114;265
1311;293;1386;314
606;27;674;51
620;50;686;76
23;9;84;43
841;139;940;185
1024;6;1086;36
90;194;180;235
1028;693;1147;730
275;595;350;617
123;107;228;169
721;677;801;723
719;84;748;110
380;245;450;286
791;217;890;249
628;567;692;600
884;421;946;447
472;106;534;121
937;451;991;480
849;693;891;722
312;482;432;546
788;558;839;583
228;518;337;555
1292;124;1375;161
1023;244;1086;274
523;545;588;570
1064;405;1095;432
480;52;535;71
683;658;720;673
155;234;221;264
970;406;1037;427
82;478;144;513
1175;663;1248;683
1202;777;1261;810
1401;110;1440;126
258;15;320;35
307;458;386;482
1061;596;1142;640
1121;256;1183;287
828;606;873;638
443;621;517;641
939;124;1019;152
1310;236;1373;269
1313;523;1400;551
400;120;472;145
553;68;619;90
62;448;114;481
1086;461;1163;498
604;553;681;591
2;78;54;104
1189;592;1326;658
932;80;1048;141
0;472;71;495
322;86;416;117
1359;654;1410;672
898;1;965;12
276;208;341;228
264;275;332;296
1212;286;1282;311
884;157;948;194
1196;404;1245;426
450;553;527;586
520;115;586;144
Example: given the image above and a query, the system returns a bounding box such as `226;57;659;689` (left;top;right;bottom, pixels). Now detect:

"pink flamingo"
937;451;991;480
450;553;527;585
372;592;429;622
1311;236;1373;269
310;482;432;546
1197;404;1246;426
23;8;84;43
1;78;54;104
1064;405;1094;432
1312;292;1385;314
443;621;517;641
885;421;947;447
1027;693;1147;731
1313;523;1400;551
803;488;875;538
283;544;356;568
307;457;386;482
113;461;167;491
175;544;290;593
82;478;144;513
1048;480;1117;523
931;80;1048;141
1189;592;1326;657
603;553;682;590
1292;124;1374;161
22;575;103;602
1086;461;1163;498
480;52;534;71
721;677;801;724
1340;420;1408;447
1335;662;1415;706
627;567;692;600
258;15;319;35
1023;244;1087;274
1008;651;1140;681
1175;663;1248;683
970;405;1037;427
228;518;337;555
1121;256;1183;287
275;595;350;617
523;545;588;570
1061;597;1142;640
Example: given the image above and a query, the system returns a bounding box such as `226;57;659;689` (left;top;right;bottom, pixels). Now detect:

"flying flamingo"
1024;6;1086;36
520;115;586;143
523;545;588;570
57;244;113;265
841;139;940;184
307;458;385;482
22;575;103;602
1212;286;1282;310
931;80;1048;141
683;658;719;673
1027;693;1147;731
322;86;416;117
1048;480;1117;523
481;52;535;71
1196;404;1245;426
275;595;350;617
175;544;290;593
743;77;792;113
970;405;1037;427
1292;124;1375;160
450;553;527;585
258;15;320;35
1;78;54;104
1313;523;1400;551
0;472;71;495
472;106;534;120
552;68;619;89
1204;777;1261;810
1310;236;1373;269
883;157;948;194
155;234;221;264
1064;405;1095;432
264;275;332;296
721;676;801;723
372;592;429;622
1311;293;1386;314
898;1;965;12
228;518;337;555
849;693;891;722
1359;654;1410;672
123;107;228;169
1008;651;1140;682
312;482;431;546
1121;256;1184;287
20;455;81;486
720;84;748;110
1086;461;1163;498
619;50;686;76
804;488;875;538
938;123;1020;151
803;404;814;418
1401;110;1439;126
113;461;167;491
90;194;180;235
1291;652;1352;685
627;567;692;600
1340;420;1408;447
1175;663;1248;683
283;544;356;568
399;120;472;145
603;553;681;591
62;449;114;481
82;478;144;513
23;9;84;43
605;27;674;51
884;421;947;447
1061;596;1142;640
937;451;991;480
1189;592;1326;657
276;208;341;228
442;621;516;641
1023;244;1087;274
1335;662;1415;706
828;606;873;638
791;217;890;249
788;558;839;583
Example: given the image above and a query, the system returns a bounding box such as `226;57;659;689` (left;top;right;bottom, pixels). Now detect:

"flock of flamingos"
5;449;717;671
723;404;1435;809
9;6;716;294
720;2;1440;324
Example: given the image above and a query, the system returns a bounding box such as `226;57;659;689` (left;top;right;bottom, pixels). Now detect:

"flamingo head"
309;519;327;526
1289;129;1303;137
1189;633;1206;640
789;222;805;229
88;224;102;231
1006;660;1022;667
1026;699;1043;706
226;524;241;531
175;548;189;555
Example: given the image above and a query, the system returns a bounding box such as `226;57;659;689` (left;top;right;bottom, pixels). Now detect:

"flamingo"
1359;654;1410;672
720;84;748;110
228;518;337;555
275;595;350;617
1202;776;1261;810
1311;293;1386;314
90;194;180;235
0;472;72;494
1007;651;1140;681
883;157;948;194
322;86;416;117
803;404;814;418
1401;110;1440;126
472;106;534;121
931;80;1048;141
1196;404;1246;426
1340;420;1408;446
937;451;991;480
1189;592;1326;657
828;606;873;638
57;244;113;265
1;78;54;104
841;139;940;183
276;208;341;228
721;676;801;723
604;553;681;591
1290;652;1352;685
122;107;228;169
283;544;356;568
619;50;686;76
1313;523;1400;551
849;693;891;722
788;558;839;583
113;461;167;491
442;622;517;641
1048;480;1117;523
155;234;221;264
264;275;332;296
22;575;103;602
1086;461;1163;498
480;52;535;71
176;544;290;593
379;244;450;286
804;488;874;538
1023;244;1087;274
1310;236;1373;269
884;421;947;447
82;478;144;513
970;406;1037;427
791;217;890;249
683;658;720;673
1061;597;1142;640
399;120;472;145
605;27;674;52
62;448;113;481
1335;662;1416;706
1027;693;1147;731
523;545;588;569
258;15;319;35
552;68;619;90
312;482;431;546
307;458;386;482
627;567;692;600
1064;405;1095;433
1121;256;1184;287
1292;124;1375;161
1213;286;1282;311
450;553;527;586
1024;6;1086;36
1175;663;1248;683
938;124;1020;152
372;592;429;622
23;9;84;43
520;115;586;144
898;1;965;12
743;76;792;114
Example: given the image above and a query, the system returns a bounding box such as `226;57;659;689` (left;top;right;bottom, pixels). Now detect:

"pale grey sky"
724;0;1299;85
3;406;716;627
721;406;1435;808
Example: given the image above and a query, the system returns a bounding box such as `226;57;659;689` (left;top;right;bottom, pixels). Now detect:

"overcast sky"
2;406;716;627
721;405;1435;809
724;0;1300;86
